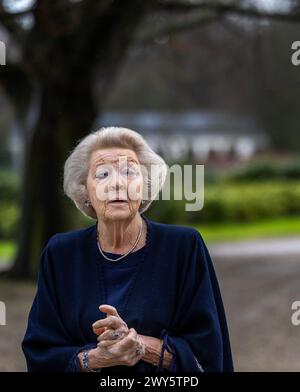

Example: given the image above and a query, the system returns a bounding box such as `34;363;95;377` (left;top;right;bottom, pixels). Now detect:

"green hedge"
0;170;19;201
0;202;19;238
148;180;300;224
0;170;20;239
2;174;300;239
223;160;300;181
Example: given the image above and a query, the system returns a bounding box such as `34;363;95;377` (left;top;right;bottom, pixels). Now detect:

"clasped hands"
87;304;147;369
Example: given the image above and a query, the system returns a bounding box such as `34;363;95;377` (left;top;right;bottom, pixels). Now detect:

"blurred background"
1;0;300;371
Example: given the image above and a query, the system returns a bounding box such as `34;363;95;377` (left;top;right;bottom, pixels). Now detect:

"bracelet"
82;349;102;372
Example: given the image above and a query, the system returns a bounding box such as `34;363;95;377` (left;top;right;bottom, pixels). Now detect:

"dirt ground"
215;254;300;371
1;252;300;372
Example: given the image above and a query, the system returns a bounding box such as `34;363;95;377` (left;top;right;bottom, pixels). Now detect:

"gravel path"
213;253;300;371
1;237;300;371
210;236;300;258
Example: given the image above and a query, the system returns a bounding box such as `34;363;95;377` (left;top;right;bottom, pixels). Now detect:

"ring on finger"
112;330;121;339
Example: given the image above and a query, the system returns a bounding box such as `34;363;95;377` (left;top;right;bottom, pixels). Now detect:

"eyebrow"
92;157;138;169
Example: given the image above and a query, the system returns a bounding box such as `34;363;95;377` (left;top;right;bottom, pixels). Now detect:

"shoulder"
45;224;95;252
148;218;203;246
149;220;212;286
147;219;210;274
37;224;96;274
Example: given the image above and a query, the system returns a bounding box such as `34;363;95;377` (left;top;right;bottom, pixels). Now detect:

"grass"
1;215;300;260
193;215;300;243
0;241;16;264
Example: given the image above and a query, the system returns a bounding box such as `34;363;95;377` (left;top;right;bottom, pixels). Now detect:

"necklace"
97;218;144;262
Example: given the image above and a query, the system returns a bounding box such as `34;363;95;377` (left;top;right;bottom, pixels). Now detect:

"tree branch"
136;0;300;47
136;9;220;45
156;0;300;23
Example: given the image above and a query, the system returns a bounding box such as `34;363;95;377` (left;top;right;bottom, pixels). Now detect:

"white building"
96;110;269;162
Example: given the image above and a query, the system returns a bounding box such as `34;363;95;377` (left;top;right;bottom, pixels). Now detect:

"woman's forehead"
90;148;139;165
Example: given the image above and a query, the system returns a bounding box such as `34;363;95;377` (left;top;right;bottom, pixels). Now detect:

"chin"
107;208;131;220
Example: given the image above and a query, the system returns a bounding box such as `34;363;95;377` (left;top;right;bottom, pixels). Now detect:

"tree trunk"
2;0;154;280
9;80;97;279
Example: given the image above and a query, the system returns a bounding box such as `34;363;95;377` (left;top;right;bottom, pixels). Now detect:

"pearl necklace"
97;219;143;262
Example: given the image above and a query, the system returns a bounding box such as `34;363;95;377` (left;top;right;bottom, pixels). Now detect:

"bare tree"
0;0;299;278
0;0;153;278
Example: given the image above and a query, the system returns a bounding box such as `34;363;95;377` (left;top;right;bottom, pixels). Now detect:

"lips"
108;199;127;203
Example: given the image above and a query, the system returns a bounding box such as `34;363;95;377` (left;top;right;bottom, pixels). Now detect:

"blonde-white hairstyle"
63;126;168;219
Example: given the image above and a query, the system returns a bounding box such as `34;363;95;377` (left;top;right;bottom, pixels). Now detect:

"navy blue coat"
22;214;234;372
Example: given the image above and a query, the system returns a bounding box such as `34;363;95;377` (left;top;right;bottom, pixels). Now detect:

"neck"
97;214;143;253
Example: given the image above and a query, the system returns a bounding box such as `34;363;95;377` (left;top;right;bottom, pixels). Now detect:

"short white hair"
63;126;168;219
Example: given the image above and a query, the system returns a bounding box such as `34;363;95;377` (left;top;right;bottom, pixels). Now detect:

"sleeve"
155;328;177;372
159;230;234;372
21;239;97;372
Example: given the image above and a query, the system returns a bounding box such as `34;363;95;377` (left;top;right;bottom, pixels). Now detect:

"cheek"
128;177;143;202
87;178;104;201
94;183;107;203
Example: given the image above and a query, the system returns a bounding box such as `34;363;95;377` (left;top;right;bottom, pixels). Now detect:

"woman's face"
86;147;143;222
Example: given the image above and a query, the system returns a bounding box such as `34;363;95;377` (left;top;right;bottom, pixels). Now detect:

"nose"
108;168;126;192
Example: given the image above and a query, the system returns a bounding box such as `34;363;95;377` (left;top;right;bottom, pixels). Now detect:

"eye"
95;168;110;179
121;166;138;176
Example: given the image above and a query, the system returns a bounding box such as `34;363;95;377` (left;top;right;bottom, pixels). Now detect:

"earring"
85;200;91;208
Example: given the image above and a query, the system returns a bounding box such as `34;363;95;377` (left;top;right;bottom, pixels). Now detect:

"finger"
98;339;117;348
99;305;128;329
97;329;131;349
97;328;126;342
110;328;138;352
92;304;122;333
99;322;128;335
97;329;123;342
93;326;107;336
97;328;130;350
99;304;121;318
92;315;123;330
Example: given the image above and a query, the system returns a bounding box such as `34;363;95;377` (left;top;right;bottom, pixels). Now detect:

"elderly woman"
22;126;233;372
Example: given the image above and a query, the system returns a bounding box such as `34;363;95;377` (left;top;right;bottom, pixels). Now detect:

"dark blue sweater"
101;246;147;318
22;213;234;372
100;244;177;372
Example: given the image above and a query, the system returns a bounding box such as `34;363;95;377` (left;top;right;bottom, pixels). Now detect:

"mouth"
108;199;128;204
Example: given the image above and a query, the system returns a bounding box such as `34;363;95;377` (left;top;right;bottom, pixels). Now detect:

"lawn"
194;215;300;243
1;215;300;263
